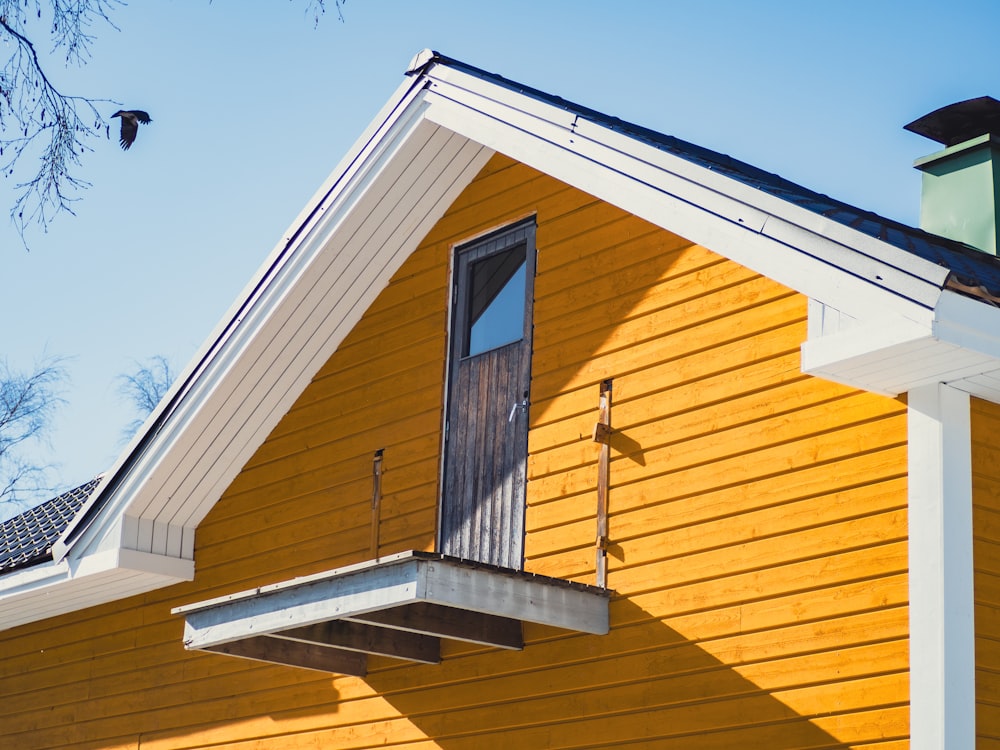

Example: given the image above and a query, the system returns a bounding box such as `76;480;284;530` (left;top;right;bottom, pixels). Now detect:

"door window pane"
466;244;526;357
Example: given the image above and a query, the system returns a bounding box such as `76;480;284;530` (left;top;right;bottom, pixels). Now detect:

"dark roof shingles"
0;477;102;573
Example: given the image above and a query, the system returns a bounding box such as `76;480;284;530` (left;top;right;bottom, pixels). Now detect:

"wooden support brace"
205;635;368;676
275;619;441;664
348;602;524;650
370;449;384;558
593;379;612;589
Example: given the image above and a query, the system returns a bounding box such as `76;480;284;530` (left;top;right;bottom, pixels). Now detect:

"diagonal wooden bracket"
592;421;612;445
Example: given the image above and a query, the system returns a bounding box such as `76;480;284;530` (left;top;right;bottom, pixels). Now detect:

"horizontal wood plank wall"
973;397;1000;747
0;154;909;749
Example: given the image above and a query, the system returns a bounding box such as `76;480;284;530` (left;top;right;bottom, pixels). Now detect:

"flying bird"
111;110;152;150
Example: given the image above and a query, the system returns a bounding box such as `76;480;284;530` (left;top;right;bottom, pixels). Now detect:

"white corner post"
908;383;975;748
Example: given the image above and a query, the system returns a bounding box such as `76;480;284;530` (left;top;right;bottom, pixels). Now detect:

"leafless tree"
0;358;65;506
0;0;343;245
0;1;122;243
116;355;175;441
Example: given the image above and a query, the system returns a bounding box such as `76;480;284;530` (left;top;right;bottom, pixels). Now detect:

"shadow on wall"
30;161;908;749
124;591;903;749
356;596;877;748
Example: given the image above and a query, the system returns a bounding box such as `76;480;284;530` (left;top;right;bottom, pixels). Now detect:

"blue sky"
3;0;999;514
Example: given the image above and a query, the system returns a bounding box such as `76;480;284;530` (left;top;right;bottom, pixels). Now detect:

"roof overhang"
172;552;610;675
0;545;192;631
802;289;1000;399
0;59;491;632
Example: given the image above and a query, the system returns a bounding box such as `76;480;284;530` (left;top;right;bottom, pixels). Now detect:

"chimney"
905;96;1000;254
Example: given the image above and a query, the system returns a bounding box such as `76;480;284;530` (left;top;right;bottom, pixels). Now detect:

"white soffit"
803;290;1000;400
0;550;192;631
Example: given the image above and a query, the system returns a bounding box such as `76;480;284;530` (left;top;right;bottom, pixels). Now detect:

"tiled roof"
0;477;103;573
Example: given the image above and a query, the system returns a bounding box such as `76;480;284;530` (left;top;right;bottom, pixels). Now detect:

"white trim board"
908;384;975;748
803;290;1000;398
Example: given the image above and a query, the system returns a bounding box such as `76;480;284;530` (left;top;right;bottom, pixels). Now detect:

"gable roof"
4;49;1000;633
0;477;101;572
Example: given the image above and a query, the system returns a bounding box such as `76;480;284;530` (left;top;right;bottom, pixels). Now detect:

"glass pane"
466;245;526;356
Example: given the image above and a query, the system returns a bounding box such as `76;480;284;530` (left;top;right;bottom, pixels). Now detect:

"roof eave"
803;289;1000;399
0;545;192;632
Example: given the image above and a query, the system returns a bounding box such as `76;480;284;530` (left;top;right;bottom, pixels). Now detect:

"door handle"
508;396;528;423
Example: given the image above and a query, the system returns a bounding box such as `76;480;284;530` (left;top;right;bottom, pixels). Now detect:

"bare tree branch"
0;1;123;246
0;357;65;506
1;1;340;248
116;355;174;441
298;0;346;27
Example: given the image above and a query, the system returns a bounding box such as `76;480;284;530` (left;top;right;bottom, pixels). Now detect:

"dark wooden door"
440;221;536;569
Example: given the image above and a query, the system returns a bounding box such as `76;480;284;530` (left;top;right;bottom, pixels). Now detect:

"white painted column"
908;383;975;748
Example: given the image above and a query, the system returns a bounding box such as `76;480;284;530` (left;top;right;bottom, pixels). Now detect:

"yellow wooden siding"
973;397;1000;745
0;153;909;749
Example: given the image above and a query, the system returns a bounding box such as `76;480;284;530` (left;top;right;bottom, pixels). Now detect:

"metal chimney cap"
905;96;1000;147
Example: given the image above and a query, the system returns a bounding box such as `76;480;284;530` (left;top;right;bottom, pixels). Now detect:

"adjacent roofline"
0;476;102;573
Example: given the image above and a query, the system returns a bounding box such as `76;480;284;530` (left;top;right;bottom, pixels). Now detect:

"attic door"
441;221;536;570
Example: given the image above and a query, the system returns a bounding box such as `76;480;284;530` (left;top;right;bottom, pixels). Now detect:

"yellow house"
3;50;1000;749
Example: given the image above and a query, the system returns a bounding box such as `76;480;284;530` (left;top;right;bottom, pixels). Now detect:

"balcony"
173;551;611;675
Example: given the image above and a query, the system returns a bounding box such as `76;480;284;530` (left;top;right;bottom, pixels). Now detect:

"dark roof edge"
414;50;1000;298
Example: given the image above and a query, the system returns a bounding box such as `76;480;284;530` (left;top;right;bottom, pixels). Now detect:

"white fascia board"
574;111;950;300
421;64;944;320
51;73;451;564
802;290;1000;398
908;384;975;748
933;288;1000;360
0;546;192;632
